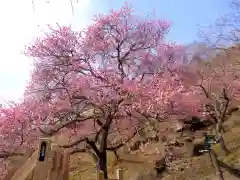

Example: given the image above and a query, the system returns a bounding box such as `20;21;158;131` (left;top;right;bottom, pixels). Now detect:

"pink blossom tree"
178;49;240;155
1;4;185;179
0;101;41;179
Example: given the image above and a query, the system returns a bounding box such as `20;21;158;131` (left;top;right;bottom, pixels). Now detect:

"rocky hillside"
66;107;240;180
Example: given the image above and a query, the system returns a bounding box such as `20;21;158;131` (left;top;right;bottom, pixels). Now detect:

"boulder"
191;138;208;156
192;143;206;156
132;157;166;180
177;116;214;133
154;156;167;175
184;137;194;143
130;140;142;151
166;140;184;148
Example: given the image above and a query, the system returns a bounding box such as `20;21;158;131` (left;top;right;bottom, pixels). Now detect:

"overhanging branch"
106;124;148;151
60;137;87;148
39;116;95;136
0;151;25;158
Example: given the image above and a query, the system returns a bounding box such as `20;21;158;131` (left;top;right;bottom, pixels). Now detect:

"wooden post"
61;151;70;180
117;169;123;180
96;170;104;180
48;149;62;180
33;137;52;180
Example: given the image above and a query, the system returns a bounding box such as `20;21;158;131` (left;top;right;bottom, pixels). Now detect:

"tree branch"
85;138;100;157
39;116;95;136
69;147;87;154
218;159;240;178
61;136;101;157
0;151;24;159
106;124;148;151
60;137;87;148
220;88;230;122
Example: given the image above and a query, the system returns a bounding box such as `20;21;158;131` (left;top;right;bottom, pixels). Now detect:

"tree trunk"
216;122;230;155
218;160;240;178
209;150;225;180
219;136;230;155
97;115;113;180
98;151;108;179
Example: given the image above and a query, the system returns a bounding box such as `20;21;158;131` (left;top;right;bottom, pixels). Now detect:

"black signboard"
39;141;47;161
204;135;218;151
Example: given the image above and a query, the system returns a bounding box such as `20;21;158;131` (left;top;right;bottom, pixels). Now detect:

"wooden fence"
6;138;124;180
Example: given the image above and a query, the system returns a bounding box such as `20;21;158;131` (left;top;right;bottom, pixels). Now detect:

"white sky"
0;0;93;103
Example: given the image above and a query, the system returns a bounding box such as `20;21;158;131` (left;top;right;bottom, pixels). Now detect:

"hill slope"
68;110;240;180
